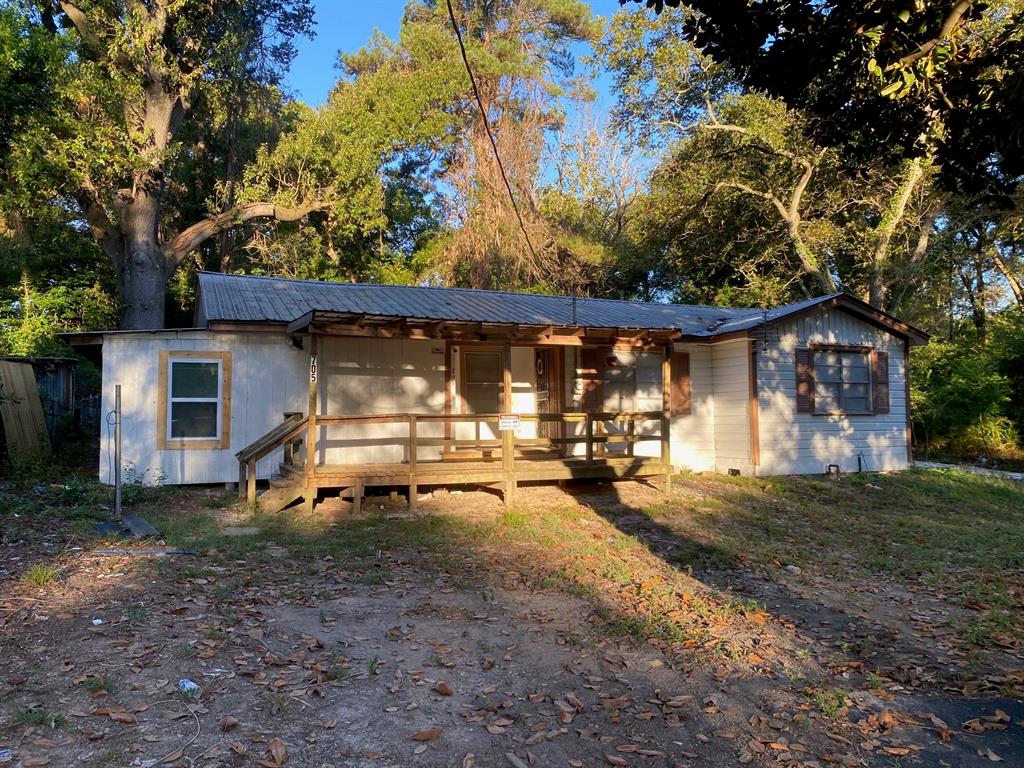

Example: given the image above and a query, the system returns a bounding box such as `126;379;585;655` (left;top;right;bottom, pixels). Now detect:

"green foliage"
910;330;1020;455
23;563;61;587
623;0;1024;199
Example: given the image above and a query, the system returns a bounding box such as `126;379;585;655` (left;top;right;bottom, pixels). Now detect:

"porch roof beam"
288;310;680;344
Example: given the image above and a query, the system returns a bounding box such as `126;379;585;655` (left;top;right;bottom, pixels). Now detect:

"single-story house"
64;272;928;511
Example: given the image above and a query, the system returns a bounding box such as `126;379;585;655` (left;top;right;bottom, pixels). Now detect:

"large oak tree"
26;0;314;328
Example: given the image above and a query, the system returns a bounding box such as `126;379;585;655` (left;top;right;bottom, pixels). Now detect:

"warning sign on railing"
498;413;520;431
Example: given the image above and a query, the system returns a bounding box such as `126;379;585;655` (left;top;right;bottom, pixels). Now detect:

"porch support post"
661;343;672;493
502;342;515;505
304;333;319;513
246;459;257;507
408;414;418;509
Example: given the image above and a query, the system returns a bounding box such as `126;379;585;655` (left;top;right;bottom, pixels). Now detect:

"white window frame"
157;350;232;451
812;347;873;415
167;358;223;441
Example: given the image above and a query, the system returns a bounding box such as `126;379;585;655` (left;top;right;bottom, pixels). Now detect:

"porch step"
257;474;305;514
279;462;303;478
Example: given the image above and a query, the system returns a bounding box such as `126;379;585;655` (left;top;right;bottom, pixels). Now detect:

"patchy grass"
636;468;1024;647
810;688;849;719
23;563;61;587
80;674;113;695
13;705;64;729
131;468;1024;661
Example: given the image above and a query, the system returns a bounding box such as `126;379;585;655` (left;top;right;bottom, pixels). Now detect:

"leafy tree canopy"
626;0;1024;201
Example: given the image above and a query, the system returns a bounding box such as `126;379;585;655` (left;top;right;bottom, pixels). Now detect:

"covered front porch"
236;309;682;511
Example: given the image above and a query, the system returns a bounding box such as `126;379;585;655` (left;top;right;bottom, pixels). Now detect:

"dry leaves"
257;737;288;767
411;728;442;742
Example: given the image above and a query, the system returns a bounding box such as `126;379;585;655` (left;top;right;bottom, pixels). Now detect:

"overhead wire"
444;0;540;266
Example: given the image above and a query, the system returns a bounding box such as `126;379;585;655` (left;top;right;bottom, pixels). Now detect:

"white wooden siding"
97;306;911;487
711;339;753;474
755;308;909;475
100;331;307;485
669;344;715;472
318;337;445;465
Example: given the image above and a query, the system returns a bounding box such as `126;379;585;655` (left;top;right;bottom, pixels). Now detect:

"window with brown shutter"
799;344;885;415
795;348;815;413
872;350;890;414
670;349;691;415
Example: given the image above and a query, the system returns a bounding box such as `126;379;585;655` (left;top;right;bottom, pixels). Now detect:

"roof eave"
763;293;930;345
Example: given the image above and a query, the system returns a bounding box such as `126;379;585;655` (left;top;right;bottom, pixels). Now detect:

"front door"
462;348;503;444
535;349;552;438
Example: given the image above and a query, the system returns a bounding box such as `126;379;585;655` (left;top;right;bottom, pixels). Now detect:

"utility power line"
444;0;540;265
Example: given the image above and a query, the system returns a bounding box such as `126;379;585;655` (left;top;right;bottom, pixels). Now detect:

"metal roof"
193;272;926;342
197;272;776;336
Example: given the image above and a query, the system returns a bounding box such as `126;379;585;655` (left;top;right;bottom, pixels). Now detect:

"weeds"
23;563;61;587
14;705;64;729
81;674;113;695
811;689;848;718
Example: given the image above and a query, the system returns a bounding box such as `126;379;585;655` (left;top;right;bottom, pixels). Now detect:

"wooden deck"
238;411;672;511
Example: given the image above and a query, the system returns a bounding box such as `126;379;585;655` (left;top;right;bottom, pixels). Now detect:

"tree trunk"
116;173;169;329
992;250;1024;305
867;158;925;309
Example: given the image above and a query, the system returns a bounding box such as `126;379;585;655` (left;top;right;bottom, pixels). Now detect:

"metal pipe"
114;384;122;520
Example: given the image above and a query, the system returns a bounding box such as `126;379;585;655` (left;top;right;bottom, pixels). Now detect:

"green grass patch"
14;705;64;728
23;563;61;587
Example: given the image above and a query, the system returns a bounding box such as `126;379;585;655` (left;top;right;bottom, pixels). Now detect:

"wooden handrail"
315;411;663;425
237;413;307;504
236;412;307;463
240;409;671;508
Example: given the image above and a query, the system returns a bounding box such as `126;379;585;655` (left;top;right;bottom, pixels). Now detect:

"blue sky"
283;0;624;107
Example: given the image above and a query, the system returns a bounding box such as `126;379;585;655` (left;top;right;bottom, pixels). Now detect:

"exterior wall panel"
755;308;909;475
100;331;306;485
711;340;753;474
668;344;715;471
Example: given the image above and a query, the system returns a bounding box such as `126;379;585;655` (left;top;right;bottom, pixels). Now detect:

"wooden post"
408;414;418;509
238;461;246;501
626;417;635;458
246;459;256;506
352;479;363;516
585;414;593;464
305;334;319;507
502;343;515;505
661;344;672;493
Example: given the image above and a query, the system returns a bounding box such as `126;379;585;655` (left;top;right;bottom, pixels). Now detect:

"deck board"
305;456;665;487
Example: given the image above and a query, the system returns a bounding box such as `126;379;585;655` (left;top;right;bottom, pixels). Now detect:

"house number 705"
309;355;318;384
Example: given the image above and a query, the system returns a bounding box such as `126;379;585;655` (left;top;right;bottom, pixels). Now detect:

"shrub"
910;339;1011;450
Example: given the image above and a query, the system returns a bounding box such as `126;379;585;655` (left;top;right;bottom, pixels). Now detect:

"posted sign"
498;413;520;432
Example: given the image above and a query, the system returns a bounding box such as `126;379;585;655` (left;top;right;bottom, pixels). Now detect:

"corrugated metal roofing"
194;271;844;338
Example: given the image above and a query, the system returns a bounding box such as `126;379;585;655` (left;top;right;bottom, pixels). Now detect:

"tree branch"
73;187;123;268
888;0;974;70
164;201;331;268
58;1;103;56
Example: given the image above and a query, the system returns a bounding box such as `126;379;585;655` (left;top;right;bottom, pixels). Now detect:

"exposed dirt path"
2;478;1023;767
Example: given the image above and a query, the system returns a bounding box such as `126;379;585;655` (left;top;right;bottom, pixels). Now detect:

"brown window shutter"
872;350;890;414
795;348;815;413
670;350;691;416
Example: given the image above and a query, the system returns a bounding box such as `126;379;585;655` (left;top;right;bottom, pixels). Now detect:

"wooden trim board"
157;350;232;451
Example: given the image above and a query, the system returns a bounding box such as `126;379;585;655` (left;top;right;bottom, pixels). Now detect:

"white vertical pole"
114;384;122;520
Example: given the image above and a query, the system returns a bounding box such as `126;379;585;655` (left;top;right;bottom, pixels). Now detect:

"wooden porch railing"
237;410;671;508
235;412;307;503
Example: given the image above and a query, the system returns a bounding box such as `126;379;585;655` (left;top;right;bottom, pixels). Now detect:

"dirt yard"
2;469;1023;767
